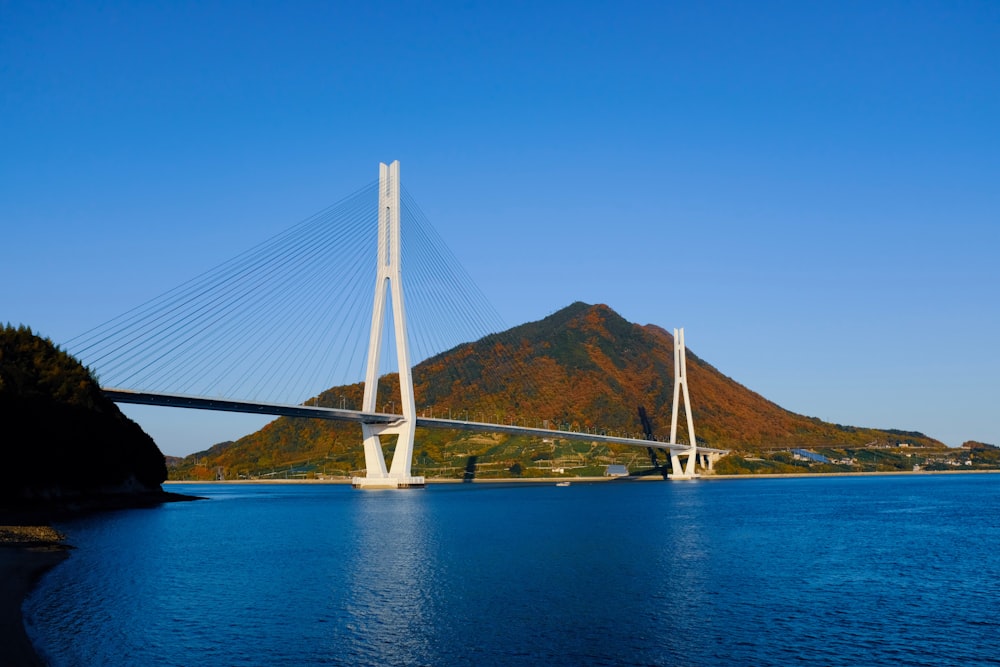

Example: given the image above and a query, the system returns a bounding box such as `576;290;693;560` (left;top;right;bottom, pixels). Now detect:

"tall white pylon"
352;161;424;489
668;328;699;480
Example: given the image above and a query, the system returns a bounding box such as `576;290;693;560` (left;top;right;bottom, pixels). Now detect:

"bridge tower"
353;161;424;489
668;328;699;480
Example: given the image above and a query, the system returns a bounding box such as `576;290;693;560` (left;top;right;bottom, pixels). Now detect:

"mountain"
170;303;943;479
0;324;168;502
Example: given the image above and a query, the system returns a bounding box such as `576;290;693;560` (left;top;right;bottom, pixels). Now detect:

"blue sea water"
24;475;1000;666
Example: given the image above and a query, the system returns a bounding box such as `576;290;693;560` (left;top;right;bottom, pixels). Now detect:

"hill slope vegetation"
0;325;168;500
171;303;941;479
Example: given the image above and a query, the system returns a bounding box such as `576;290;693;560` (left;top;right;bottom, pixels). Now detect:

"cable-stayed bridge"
71;162;725;488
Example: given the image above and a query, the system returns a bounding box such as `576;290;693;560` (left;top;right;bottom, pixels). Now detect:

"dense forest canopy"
0;324;167;500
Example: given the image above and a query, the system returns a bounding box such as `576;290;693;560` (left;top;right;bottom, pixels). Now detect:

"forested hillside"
0;324;167;500
171;303;942;479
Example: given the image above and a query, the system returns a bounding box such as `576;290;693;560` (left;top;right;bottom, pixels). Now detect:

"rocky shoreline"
0;491;201;666
0;526;70;667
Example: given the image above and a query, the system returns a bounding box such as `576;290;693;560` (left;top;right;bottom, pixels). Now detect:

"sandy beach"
0;526;69;666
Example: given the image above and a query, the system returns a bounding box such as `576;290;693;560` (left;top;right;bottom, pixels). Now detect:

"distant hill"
962;440;997;450
170;303;943;479
0;324;168;502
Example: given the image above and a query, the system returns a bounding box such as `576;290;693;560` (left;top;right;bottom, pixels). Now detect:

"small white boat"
555;481;571;487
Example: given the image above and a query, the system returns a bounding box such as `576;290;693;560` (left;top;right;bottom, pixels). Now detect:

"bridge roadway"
104;388;727;455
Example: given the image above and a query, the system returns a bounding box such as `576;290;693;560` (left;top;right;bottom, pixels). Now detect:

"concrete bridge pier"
352;160;425;490
667;328;701;480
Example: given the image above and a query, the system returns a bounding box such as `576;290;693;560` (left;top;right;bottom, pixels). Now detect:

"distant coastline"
703;469;1000;480
163;468;1000;485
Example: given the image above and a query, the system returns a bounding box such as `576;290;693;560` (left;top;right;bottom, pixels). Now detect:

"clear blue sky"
3;1;998;456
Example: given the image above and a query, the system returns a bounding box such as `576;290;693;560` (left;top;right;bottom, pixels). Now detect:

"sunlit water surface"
25;476;1000;666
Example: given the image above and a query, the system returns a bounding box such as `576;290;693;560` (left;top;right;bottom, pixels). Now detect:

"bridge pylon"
668;327;700;480
353;161;424;489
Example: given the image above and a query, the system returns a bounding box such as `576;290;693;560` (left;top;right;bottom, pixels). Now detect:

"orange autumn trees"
170;303;943;479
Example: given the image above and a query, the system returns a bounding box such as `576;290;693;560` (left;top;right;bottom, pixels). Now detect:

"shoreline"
165;477;615;485
0;490;198;666
702;469;1000;480
0;527;69;667
165;468;1000;485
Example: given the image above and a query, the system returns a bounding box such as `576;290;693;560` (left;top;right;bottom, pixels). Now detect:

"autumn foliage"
172;303;942;478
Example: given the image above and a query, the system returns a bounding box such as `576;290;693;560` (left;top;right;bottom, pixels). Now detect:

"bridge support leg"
352;161;424;489
668;328;700;480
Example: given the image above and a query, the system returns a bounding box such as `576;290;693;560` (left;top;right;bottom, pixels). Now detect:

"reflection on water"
344;491;436;665
24;477;1000;666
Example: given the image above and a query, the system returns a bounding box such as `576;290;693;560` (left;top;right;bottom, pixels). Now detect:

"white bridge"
100;161;726;487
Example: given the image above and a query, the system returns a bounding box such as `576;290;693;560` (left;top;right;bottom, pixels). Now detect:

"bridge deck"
104;388;726;455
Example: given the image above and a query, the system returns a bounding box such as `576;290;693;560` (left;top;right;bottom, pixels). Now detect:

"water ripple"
23;477;1000;666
